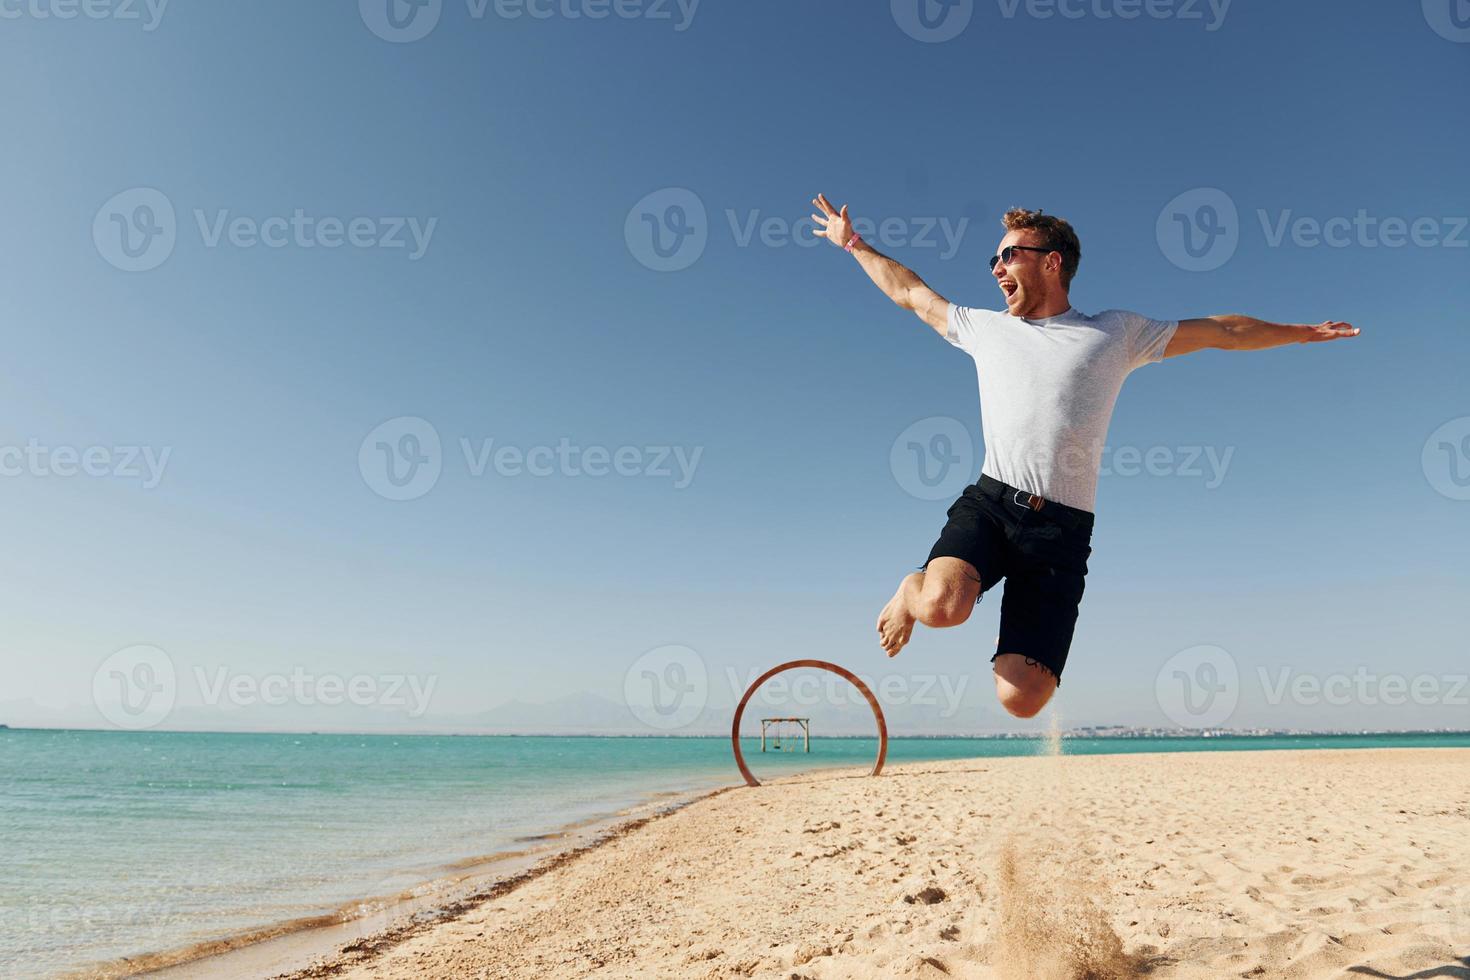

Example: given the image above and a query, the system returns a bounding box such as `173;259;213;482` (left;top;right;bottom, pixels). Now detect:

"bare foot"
876;576;917;658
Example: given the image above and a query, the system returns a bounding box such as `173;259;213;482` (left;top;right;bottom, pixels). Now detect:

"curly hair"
1002;208;1081;289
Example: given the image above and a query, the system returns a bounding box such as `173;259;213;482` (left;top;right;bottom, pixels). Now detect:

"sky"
0;0;1467;734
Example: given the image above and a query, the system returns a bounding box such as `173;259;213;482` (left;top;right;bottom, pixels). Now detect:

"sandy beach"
272;747;1470;979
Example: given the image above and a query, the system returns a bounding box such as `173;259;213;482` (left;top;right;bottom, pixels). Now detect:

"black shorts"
922;474;1094;683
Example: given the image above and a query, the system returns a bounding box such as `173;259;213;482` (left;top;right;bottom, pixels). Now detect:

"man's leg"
993;653;1058;719
876;557;982;658
990;556;1086;718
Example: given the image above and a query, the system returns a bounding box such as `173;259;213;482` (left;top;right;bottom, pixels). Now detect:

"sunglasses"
988;244;1054;272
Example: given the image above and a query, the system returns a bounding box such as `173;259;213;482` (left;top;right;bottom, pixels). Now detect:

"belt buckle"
1012;488;1045;512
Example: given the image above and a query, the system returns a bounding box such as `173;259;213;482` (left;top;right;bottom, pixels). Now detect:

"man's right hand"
811;193;857;249
810;192;952;336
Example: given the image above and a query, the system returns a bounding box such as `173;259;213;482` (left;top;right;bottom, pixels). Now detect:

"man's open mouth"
1000;279;1018;299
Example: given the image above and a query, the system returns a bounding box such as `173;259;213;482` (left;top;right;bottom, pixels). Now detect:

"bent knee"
993;654;1057;718
998;687;1052;718
915;592;972;629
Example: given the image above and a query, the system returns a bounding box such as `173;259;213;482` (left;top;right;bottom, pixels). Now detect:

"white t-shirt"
945;304;1178;512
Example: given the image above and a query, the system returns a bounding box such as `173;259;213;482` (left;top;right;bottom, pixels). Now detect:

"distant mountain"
443;687;1019;737
463;691;636;733
0;687;1118;736
0;699;70;729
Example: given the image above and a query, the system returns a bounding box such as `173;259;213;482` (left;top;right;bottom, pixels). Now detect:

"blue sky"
1;0;1467;733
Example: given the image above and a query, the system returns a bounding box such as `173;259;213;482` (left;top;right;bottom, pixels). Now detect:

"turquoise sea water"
3;729;1468;978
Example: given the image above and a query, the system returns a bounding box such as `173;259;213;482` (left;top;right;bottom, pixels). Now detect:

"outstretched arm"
810;193;951;336
1164;315;1360;358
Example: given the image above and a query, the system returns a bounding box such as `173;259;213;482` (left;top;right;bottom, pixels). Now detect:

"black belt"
976;474;1094;532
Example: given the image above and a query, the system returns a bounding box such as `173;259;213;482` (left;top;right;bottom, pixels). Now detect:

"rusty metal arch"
730;659;888;787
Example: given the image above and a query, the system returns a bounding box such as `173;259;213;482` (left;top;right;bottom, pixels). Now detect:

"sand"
282;748;1470;979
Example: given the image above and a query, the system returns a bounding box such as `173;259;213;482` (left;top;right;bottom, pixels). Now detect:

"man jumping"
810;194;1358;720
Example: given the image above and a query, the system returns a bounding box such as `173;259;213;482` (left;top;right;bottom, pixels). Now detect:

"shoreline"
65;783;737;980
8;726;1470;738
